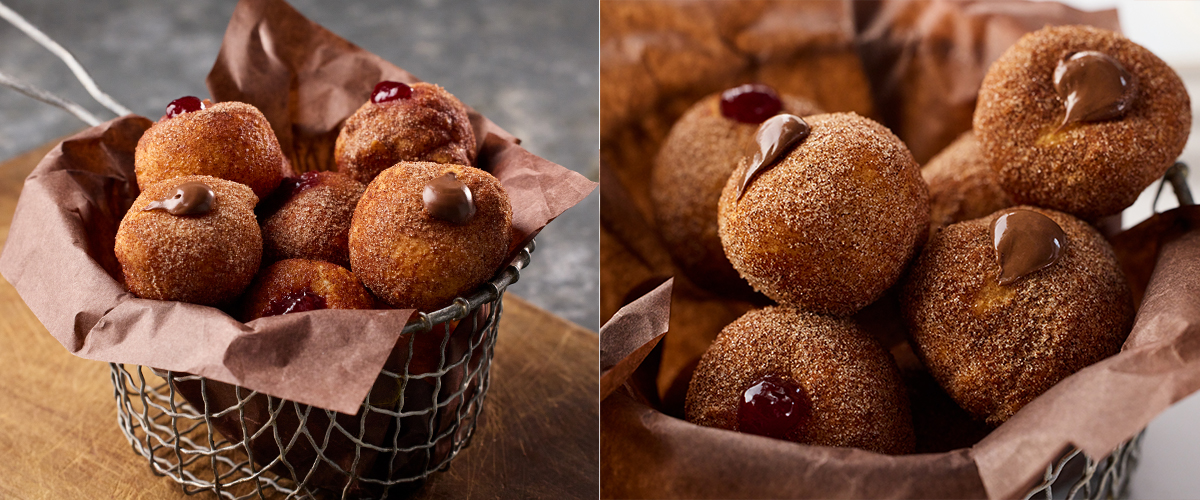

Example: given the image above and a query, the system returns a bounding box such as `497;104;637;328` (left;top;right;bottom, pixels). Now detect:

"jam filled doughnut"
902;206;1133;425
260;171;366;268
349;161;511;312
974;25;1191;220
650;84;822;294
239;259;377;322
718;112;929;316
922;131;1013;237
336;81;476;185
115;175;261;306
685;306;914;455
135;99;285;199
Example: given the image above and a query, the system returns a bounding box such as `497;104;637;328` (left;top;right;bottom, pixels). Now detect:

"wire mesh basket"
1024;431;1144;500
1020;162;1192;500
112;240;534;499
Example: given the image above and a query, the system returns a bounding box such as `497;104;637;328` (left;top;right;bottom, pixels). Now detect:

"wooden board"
0;141;599;499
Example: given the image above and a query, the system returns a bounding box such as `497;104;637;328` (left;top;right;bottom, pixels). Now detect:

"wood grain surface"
0;141;599;499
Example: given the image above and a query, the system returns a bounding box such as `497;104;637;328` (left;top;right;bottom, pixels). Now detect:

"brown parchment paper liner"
0;0;595;417
600;278;673;401
602;203;1200;499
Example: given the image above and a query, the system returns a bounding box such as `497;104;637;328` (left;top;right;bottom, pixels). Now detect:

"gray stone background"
0;0;600;331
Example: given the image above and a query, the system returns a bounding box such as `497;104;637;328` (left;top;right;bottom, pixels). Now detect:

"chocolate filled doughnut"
115;175;261;306
239;259;377;322
974;25;1191;219
349;162;511;312
135;99;285;199
260;171;365;268
336;81;476;184
922;131;1014;237
718;112;929;316
902;206;1133;425
651;85;822;294
685;306;914;455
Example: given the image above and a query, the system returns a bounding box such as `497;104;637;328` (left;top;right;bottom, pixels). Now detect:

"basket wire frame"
1023;431;1144;500
1020;163;1192;500
112;241;534;499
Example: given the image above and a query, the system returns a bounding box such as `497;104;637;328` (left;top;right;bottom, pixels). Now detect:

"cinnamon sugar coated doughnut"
922;131;1013;237
974;25;1191;219
651;88;822;293
135;101;285;199
239;259;377;322
685;306;914;455
336;82;476;184
902;206;1133;425
115;175;261;306
349;162;511;312
718;112;929;316
260;171;365;268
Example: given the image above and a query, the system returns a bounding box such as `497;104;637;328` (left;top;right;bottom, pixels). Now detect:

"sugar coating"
685;306;914;455
718;112;929;316
974;25;1191;220
261;172;365;268
239;259;376;322
349;162;511;312
134;101;285;199
922;131;1013;238
901;206;1133;426
115;175;261;306
651;92;822;292
335;83;476;185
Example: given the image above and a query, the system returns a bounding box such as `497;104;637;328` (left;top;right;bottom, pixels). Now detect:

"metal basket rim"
401;238;533;335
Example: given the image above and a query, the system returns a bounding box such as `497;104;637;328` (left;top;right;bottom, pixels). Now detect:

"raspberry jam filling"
719;84;782;124
263;288;327;317
737;375;811;440
165;96;205;119
372;80;414;104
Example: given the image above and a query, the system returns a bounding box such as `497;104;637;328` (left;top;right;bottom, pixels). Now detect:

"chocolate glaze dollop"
422;172;476;224
990;209;1067;285
737;114;810;200
143;181;216;216
1053;51;1137;128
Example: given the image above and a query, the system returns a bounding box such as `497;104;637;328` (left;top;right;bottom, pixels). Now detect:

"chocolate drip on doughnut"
1053;51;1137;127
143;181;216;216
737;114;810;200
990;209;1067;285
422;172;476;224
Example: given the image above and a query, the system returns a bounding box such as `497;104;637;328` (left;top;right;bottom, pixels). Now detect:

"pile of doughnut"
114;81;513;321
662;26;1190;454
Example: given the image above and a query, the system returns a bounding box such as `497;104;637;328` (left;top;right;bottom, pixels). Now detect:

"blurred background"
0;0;600;331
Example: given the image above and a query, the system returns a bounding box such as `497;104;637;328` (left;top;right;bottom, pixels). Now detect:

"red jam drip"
372;81;413;104
719;84;782;124
165;96;205;119
737;375;811;440
279;171;323;198
263;288;327;317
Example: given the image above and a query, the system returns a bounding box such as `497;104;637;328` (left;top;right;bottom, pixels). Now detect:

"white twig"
0;0;132;117
0;69;100;125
